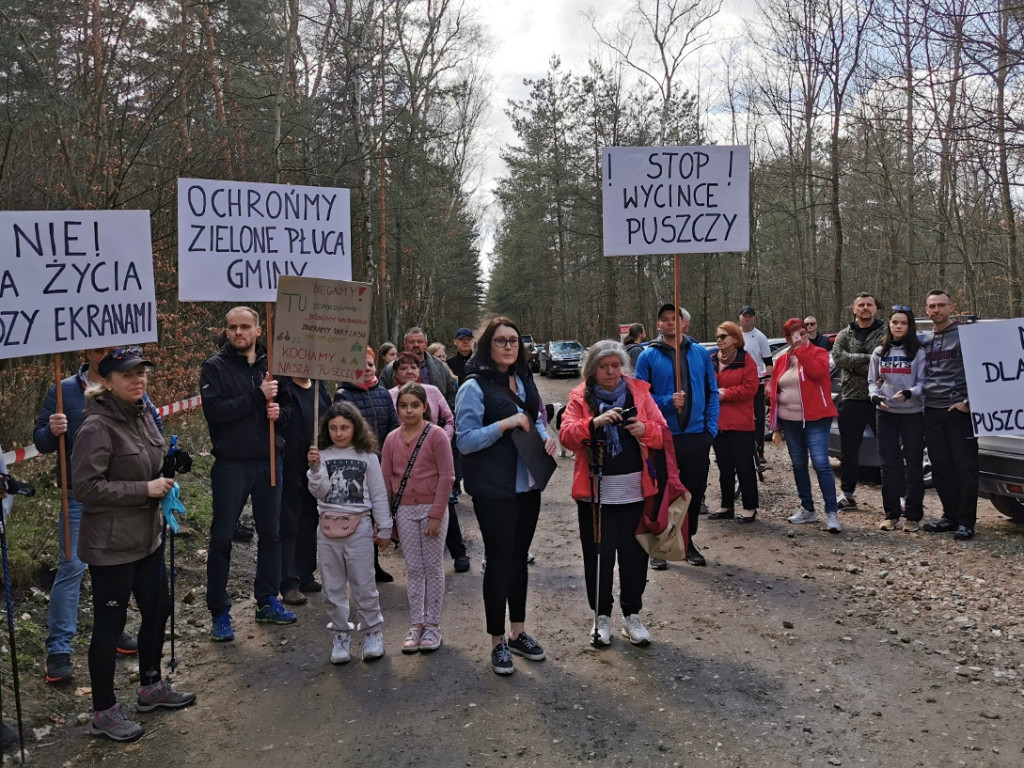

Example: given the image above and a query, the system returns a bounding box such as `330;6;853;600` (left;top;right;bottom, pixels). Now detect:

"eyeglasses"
492;337;520;348
892;305;912;313
109;346;142;360
715;334;729;340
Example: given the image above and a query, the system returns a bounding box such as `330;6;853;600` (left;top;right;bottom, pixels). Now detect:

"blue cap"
455;327;473;339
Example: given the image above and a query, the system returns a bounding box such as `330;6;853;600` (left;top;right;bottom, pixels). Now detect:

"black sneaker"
375;567;394;583
232;521;255;542
650;558;668;570
116;632;138;655
953;525;975;541
685;543;707;567
491;639;514;675
923;518;956;533
45;653;74;684
507;632;545;661
453;556;470;573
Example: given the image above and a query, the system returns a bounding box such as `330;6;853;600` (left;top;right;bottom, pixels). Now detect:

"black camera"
0;473;35;497
618;406;637;420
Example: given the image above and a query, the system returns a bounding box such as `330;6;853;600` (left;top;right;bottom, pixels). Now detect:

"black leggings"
473;490;541;637
88;545;171;711
576;500;648;616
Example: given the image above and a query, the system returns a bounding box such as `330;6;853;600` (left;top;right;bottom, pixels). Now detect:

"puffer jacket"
559;377;666;501
71;393;164;566
832;319;885;401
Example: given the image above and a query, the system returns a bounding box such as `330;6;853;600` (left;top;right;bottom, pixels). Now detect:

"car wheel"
990;494;1024;522
540;360;548;377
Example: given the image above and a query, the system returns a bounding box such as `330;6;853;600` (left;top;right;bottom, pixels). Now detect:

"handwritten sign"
273;276;372;383
0;211;156;360
959;319;1024;436
178;178;351;301
601;146;750;256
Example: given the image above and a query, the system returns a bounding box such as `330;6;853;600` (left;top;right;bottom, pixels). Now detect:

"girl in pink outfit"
381;383;455;654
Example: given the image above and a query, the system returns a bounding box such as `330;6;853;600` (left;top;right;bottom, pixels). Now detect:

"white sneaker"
787;508;818;525
837;494;857;509
621;614;652;646
330;632;351;664
362;630;385;661
825;512;842;533
591;615;612;647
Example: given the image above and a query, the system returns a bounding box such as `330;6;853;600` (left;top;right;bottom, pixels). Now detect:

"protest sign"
273;276;371;384
601;146;750;256
178;178;351;301
0;211;156;360
960;319;1024;437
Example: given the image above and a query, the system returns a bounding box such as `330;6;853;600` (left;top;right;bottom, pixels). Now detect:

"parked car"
521;335;539;372
539;340;584;377
978;435;1024;522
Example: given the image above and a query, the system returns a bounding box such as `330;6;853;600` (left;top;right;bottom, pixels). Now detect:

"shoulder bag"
388;424;432;542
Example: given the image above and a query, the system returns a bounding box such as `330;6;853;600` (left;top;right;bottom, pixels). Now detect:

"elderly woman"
71;347;195;742
708;322;760;522
456;316;555;676
559;341;666;647
769;319;841;533
389;352;455;440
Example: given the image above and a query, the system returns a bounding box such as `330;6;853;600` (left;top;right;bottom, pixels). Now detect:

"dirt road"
31;374;1024;767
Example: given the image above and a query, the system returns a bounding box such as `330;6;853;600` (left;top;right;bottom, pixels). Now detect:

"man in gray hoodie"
920;290;978;540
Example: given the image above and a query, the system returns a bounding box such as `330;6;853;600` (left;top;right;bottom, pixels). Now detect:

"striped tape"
3;395;203;465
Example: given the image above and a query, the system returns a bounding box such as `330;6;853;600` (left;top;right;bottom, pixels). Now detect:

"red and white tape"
3;395;203;466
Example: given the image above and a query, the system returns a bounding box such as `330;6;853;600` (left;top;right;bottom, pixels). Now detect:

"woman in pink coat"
559;340;666;648
388;353;455;439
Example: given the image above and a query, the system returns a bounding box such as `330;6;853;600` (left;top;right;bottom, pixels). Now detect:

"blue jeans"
207;458;283;615
781;418;838;515
46;495;87;656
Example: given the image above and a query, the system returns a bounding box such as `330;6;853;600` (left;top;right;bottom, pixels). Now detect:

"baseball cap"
97;346;154;377
739;305;755;316
455;327;473;339
657;303;677;318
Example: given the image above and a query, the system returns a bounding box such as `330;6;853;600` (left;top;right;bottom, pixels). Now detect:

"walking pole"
583;436;606;647
0;513;27;762
160;436;191;673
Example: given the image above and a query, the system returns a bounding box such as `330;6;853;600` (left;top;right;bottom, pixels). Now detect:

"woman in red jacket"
560;341;667;648
769;318;841;533
708;322;760;522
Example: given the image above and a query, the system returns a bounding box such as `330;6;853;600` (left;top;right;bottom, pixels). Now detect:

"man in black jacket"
201;307;296;642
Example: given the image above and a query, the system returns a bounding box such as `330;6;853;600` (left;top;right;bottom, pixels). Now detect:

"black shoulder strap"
389;425;431;516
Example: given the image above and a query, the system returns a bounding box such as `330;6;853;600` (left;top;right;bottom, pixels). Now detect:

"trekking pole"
0;514;27;762
583;436;606;647
160;436;191;673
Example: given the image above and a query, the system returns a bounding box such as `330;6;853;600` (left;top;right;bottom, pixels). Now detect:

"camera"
618;406;637;420
0;473;35;497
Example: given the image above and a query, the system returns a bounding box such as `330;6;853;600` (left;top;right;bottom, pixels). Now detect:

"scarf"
358;374;379;390
592;378;628;458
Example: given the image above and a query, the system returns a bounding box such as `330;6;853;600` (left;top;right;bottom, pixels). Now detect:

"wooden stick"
266;302;276;487
673;254;683;412
312;379;320;446
54;355;71;562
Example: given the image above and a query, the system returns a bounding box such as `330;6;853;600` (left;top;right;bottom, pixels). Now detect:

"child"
307;402;393;664
381;383;455;653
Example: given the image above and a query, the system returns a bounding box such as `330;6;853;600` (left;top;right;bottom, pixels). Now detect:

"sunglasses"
891;305;912;314
805;321;817;326
108;345;143;360
715;334;729;340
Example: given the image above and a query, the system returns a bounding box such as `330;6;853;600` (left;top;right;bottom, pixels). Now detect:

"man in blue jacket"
34;348;162;684
635;304;719;568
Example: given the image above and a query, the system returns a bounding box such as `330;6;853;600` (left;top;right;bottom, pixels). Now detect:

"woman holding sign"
456;317;556;676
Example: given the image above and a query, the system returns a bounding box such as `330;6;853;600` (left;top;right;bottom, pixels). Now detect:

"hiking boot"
281;588;308;606
902;520;921;533
330;632;351;664
210;610;234;642
491;639;514;675
507;632;545;661
878;519;897;531
591;615;612;647
45;653;74;684
825;512;842;533
90;704;144;743
255;596;297;625
362;630;385;661
135;679;196;712
837;494;857;509
787;507;818;525
622;614;652;646
116;633;138;655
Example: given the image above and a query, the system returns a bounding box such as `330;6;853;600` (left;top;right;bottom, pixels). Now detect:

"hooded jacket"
634;335;719;437
71;392;164;566
833;319;885;401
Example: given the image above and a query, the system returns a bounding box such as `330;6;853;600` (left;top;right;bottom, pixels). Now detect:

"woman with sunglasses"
868;306;927;531
455;317;556;675
71;347;195;742
708;322;760;522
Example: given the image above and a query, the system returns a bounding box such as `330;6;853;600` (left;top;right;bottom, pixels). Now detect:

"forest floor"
10;374;1024;768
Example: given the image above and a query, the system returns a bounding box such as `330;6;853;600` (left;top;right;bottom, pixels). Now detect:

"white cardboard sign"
178;178;351;301
601;146;750;256
0;210;157;359
959;319;1024;436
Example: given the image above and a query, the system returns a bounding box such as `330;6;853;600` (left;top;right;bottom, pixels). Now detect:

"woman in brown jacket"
71;347;195;742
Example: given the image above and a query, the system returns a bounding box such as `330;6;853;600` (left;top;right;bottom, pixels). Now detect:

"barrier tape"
3;395;203;466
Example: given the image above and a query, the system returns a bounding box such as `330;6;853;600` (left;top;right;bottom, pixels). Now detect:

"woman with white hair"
559;340;667;647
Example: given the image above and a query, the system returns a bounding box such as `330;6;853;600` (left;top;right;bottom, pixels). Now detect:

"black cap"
657;303;677;318
739;305;755;316
455;327;473;339
97;346;154;378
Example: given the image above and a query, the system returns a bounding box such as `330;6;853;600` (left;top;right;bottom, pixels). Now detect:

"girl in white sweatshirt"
307;402;393;664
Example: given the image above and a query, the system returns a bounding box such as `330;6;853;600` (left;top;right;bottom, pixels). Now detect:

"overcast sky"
467;0;754;263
